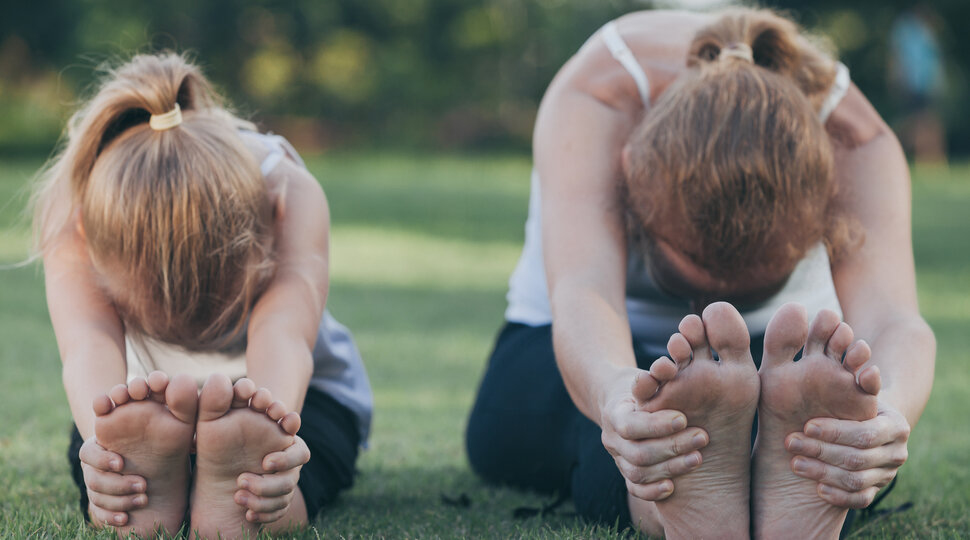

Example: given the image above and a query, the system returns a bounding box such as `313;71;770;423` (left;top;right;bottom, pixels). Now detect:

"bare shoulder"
825;84;888;151
555;10;712;108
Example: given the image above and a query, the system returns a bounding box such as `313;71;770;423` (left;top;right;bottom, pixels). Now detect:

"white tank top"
505;22;852;342
125;131;373;443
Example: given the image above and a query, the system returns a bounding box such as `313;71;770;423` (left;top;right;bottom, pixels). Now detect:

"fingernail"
685;453;701;468
659;481;673;496
792;457;808;474
788;438;803;453
238;494;249;505
110;459;122;471
819;484;834;495
114;514;125;525
671;416;687;430
692;433;707;447
133;495;147;506
806;424;821;438
239;479;250;490
131;482;144;492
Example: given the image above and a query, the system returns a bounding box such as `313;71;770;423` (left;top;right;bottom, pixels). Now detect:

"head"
35;53;275;350
622;8;856;307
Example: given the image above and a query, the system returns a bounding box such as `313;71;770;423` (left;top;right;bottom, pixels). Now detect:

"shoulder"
825;83;890;151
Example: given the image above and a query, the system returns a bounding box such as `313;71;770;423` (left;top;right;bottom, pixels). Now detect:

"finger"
791;456;898;492
786;434;908;471
607;409;690;440
818;484;880;509
88;502;130;527
81;464;146;495
605;427;707;467
262;436;311;472
235;489;292;513
238;470;299;498
625;478;674;501
79;439;125;473
804;416;903;448
615;451;702;484
246;507;288;524
88;490;148;512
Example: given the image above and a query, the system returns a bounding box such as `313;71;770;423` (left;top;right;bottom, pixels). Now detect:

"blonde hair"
33;53;276;351
623;8;857;285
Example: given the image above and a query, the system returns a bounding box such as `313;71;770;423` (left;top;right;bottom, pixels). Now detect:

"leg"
753;304;880;539
636;302;760;539
190;375;302;539
92;372;197;536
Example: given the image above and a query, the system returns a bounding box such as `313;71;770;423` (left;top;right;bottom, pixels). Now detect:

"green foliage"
0;154;968;537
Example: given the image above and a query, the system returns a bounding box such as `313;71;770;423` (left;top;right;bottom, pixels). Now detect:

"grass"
0;153;968;538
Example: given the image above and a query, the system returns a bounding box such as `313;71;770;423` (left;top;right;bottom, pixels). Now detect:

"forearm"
550;282;638;424
861;315;935;427
245;324;314;413
61;342;127;439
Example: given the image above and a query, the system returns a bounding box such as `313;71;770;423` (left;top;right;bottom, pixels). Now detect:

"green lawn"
0;154;967;538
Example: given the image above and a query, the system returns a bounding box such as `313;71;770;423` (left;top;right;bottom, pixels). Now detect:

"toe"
677;314;712;362
93;395;114;416
702;302;751;361
250;388;275;412
265;400;288;422
824;322;854;363
858;365;881;396
146;371;171;403
166;373;200;424
632;369;663;402
279;412;301;435
649;357;678;384
128;377;150;401
108;384;131;407
666;333;693;368
232;378;258;408
843;340;872;373
198;374;234;421
805;309;841;357
763;303;809;368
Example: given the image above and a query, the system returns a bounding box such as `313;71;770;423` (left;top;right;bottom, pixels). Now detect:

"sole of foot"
190;375;300;540
632;302;759;540
753;303;880;540
92;371;198;537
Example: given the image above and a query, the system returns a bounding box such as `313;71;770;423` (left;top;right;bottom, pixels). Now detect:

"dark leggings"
69;386;360;522
465;322;862;533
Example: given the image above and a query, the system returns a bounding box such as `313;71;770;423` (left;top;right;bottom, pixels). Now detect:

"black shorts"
466;322;864;533
68;385;360;523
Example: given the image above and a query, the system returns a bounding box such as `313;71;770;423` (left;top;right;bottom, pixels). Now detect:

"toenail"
788;438;803;452
671;416;687;431
806;424;822;438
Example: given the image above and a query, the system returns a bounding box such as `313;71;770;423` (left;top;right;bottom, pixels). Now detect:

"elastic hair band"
149;103;182;131
720;43;754;63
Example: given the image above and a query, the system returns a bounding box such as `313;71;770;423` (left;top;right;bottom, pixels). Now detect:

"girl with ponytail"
466;8;932;538
35;53;372;537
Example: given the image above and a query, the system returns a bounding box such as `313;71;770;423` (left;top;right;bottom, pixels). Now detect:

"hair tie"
149;103;183;131
720;43;754;63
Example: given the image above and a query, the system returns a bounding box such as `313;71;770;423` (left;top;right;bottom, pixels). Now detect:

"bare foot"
753;304;880;540
190;375;301;539
92;372;197;536
631;302;759;539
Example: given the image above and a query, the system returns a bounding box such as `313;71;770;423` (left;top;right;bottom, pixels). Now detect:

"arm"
788;85;935;507
244;158;330;412
536;20;709;502
43;214;149;523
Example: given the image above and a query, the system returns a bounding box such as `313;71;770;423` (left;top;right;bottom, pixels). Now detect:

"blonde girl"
35;53;372;537
466;8;932;538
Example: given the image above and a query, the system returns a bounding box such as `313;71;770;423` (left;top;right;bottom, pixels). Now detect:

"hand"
78;436;147;526
600;363;708;501
785;400;910;508
234;434;311;523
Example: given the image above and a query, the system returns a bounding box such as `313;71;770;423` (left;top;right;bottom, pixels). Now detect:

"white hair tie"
720;43;754;63
149;103;183;131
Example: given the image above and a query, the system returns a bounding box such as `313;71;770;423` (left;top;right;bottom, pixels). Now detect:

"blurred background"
0;0;965;161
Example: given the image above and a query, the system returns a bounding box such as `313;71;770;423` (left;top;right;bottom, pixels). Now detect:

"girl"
34;53;372;537
466;8;933;539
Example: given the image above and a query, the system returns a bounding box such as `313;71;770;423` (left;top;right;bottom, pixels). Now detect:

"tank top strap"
602;21;651;107
818;62;851;124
